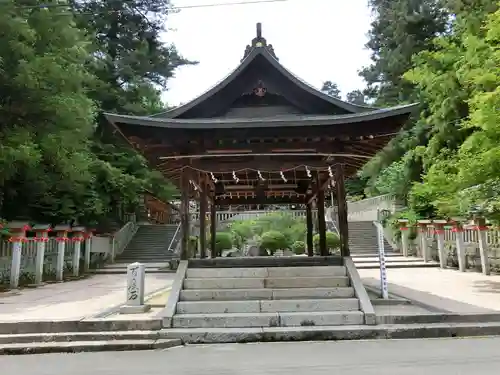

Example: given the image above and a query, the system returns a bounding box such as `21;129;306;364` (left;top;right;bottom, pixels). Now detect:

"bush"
209;232;233;256
260;230;287;255
188;235;198;257
313;232;340;254
291;240;306;255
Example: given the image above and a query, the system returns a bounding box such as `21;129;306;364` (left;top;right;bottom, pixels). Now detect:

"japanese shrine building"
105;23;417;260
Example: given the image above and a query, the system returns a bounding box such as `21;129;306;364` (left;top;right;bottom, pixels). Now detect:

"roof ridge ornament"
241;22;278;61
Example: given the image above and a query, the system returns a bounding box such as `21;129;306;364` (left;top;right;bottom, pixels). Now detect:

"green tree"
406;5;500;220
360;0;448;106
357;0;449;199
313;232;341;254
346;90;366;105
210;232;233;255
0;2;99;223
260;230;288;255
69;0;194;224
320;81;341;99
70;0;196;115
291;240;306;255
229;213;306;249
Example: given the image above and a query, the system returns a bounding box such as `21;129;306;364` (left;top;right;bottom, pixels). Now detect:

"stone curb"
0;330;169;344
0;338;182;355
377;312;500;325
164;322;500;344
0;319;163;335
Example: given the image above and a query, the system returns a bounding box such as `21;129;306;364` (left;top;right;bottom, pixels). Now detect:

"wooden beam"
316;172;327;256
180;168;190;260
210;197;217;258
306;203;314;257
307;173;332;204
199;177;207;259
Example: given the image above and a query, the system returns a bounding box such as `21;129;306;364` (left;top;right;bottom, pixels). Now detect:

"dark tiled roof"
105;103;418;129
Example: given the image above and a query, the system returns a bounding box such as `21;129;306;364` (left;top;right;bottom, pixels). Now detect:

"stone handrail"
111;220;139;261
325;207;339;235
168;222;181;252
347;194;400;222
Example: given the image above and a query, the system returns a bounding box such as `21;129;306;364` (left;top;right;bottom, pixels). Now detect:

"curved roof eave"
105;103;419;129
152;47;377;119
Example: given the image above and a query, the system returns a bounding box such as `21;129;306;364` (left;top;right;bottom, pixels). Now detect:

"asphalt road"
2;337;500;374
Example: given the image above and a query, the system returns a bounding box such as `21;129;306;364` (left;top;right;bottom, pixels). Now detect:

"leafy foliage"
355;0;500;223
320;81;341;99
313;232;340;254
291;240;306;255
260;230;287;255
211;232;233;254
346;90;366;105
227;213;306;250
0;0;189;227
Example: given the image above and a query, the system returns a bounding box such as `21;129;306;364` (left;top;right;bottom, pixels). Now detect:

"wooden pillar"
316;173;327;256
306;203;314;256
210;199;217;258
335;165;349;257
199;180;207;259
180;169;190;260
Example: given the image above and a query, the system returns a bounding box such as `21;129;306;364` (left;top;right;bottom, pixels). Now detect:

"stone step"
117;258;175;262
353;257;423;263
351;253;401;257
126;244;172;247
186;266;346;279
90;268;174;274
176;298;360;314
118;254;174;257
172;311;364;328
180;287;355;301
355;262;440;269
0;339;181;355
183;276;350;290
0;330;176;344
105;262;169;268
118;253;172;255
163;322;500;343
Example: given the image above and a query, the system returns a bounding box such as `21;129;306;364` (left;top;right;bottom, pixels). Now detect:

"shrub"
313;231;341;254
260;230;287;255
208;232;233;256
291;240;306;255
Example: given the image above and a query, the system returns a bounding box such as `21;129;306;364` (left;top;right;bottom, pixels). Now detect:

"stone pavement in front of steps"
359;267;500;313
1;267;500;323
0;274;175;322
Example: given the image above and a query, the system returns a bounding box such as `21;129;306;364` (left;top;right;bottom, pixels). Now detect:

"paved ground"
2;264;500;321
0;274;175;321
1;338;500;374
359;267;500;312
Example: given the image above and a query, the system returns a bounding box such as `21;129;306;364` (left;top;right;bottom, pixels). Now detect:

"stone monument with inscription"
119;262;151;314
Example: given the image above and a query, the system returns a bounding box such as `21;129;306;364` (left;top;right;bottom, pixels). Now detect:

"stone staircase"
164;257;369;338
115;224;178;264
349;221;393;255
348;221;439;269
